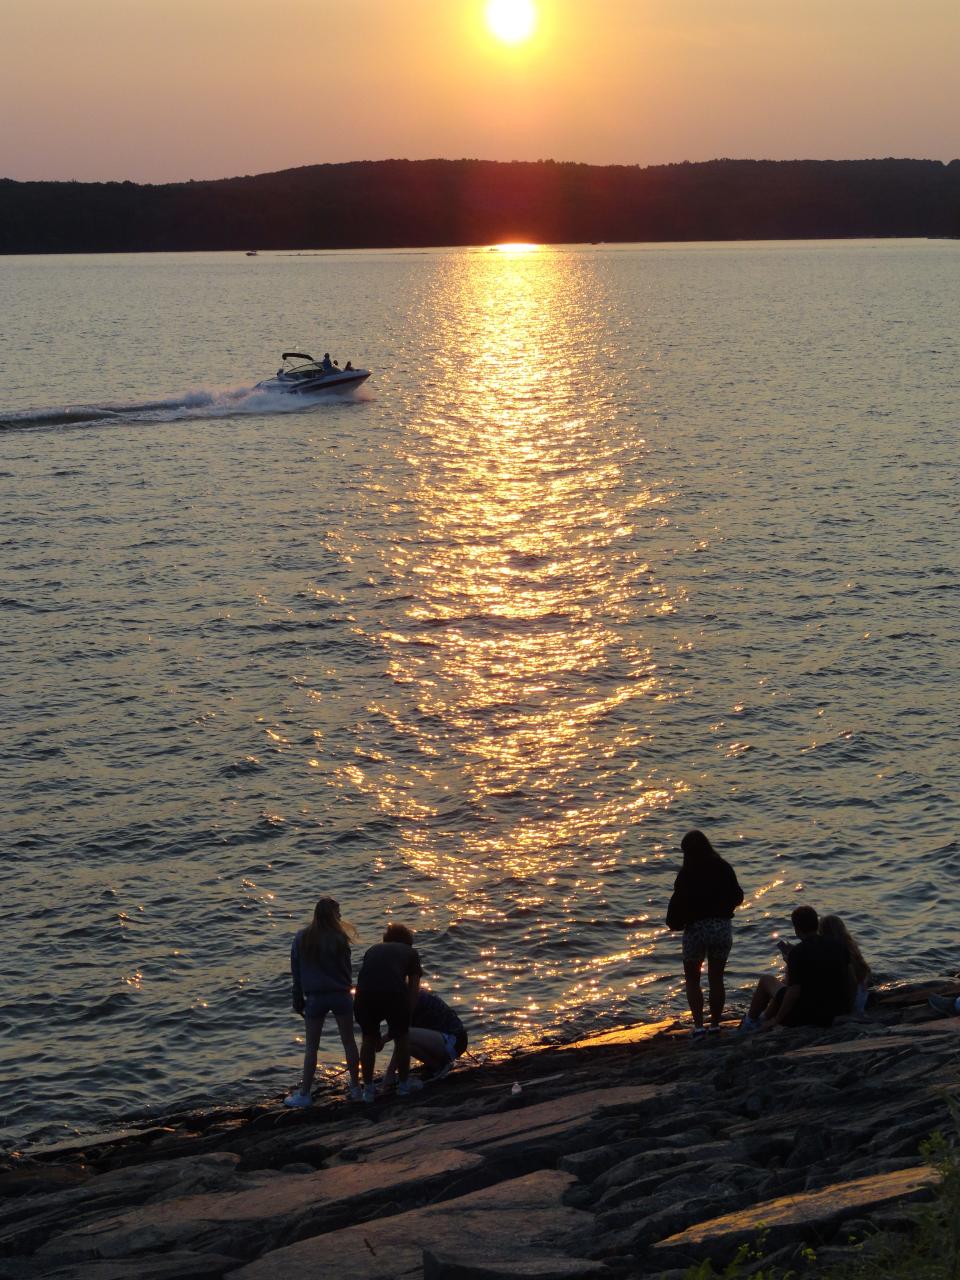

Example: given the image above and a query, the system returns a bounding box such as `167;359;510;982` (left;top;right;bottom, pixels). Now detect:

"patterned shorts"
682;917;733;966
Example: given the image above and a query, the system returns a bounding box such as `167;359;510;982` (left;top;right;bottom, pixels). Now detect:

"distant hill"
1;158;959;253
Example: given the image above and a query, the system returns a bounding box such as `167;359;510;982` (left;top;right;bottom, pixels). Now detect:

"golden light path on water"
343;245;693;1050
4;242;958;1145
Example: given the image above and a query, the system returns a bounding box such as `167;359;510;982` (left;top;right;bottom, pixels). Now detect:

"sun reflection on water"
353;248;687;1048
492;242;541;254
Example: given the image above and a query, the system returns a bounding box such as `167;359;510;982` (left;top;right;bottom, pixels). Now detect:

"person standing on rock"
285;897;362;1107
354;923;424;1102
666;830;745;1035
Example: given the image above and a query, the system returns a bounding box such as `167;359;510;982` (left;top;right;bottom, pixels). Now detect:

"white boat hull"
256;369;370;395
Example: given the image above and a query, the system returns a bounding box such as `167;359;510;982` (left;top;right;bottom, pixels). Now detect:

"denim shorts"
304;990;353;1021
443;1029;469;1060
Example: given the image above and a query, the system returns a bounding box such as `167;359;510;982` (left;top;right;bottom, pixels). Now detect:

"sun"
485;0;537;46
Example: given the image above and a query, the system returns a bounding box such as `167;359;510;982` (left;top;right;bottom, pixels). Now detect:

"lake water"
1;241;958;1151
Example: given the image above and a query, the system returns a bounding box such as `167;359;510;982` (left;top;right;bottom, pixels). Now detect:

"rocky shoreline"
2;979;959;1279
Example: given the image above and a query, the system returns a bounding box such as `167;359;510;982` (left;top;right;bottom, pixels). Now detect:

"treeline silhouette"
2;158;959;253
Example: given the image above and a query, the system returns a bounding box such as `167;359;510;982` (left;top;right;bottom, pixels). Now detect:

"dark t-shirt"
786;934;850;1027
413;991;465;1038
356;942;423;994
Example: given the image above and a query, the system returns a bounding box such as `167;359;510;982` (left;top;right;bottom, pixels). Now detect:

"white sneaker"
283;1090;312;1108
347;1083;363;1102
738;1015;759;1033
361;1083;376;1104
397;1076;425;1097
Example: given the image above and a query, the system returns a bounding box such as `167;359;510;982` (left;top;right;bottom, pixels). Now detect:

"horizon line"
4;153;959;188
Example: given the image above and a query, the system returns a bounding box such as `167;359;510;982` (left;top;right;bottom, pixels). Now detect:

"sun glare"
486;0;537;46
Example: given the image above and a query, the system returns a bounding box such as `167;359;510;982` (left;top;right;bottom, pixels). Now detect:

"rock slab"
37;1149;481;1263
232;1170;595;1280
653;1164;940;1261
339;1084;665;1162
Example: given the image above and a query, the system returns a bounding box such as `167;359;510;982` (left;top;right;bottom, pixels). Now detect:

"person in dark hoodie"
285;897;361;1107
666;830;744;1035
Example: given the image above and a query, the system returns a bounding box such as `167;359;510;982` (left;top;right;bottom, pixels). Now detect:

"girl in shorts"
666;830;745;1035
285;897;361;1107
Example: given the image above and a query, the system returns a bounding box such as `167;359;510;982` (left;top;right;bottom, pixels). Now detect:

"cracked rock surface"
2;979;957;1278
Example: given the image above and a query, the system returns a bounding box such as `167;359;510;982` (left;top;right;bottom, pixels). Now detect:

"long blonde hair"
300;897;358;962
820;914;869;985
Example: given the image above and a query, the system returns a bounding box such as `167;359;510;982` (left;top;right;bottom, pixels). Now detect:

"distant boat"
245;249;258;256
256;352;370;395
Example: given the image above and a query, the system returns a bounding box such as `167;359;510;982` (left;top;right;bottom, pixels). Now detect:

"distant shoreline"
2;236;957;260
2;157;959;254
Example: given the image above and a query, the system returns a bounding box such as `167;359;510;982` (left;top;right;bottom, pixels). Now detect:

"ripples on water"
1;243;958;1149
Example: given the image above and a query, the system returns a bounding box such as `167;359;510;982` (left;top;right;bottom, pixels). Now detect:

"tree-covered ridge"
1;158;959;253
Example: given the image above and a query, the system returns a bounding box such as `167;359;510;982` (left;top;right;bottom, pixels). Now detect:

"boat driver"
321;353;335;373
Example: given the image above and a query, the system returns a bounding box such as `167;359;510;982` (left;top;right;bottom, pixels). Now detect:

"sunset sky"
2;0;957;184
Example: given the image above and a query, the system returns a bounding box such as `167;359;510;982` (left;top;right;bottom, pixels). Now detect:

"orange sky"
1;0;957;183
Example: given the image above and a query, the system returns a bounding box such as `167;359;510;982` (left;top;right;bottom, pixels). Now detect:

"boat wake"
0;383;366;433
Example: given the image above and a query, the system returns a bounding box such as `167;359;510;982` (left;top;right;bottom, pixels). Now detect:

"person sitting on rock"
353;923;423;1102
666;829;744;1035
380;988;468;1087
820;914;870;1014
741;905;850;1030
751;910;870;1023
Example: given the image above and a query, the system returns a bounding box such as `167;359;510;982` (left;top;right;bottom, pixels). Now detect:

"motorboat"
256;352;371;395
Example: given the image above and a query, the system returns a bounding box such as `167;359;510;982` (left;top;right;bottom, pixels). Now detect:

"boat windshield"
282;356;324;377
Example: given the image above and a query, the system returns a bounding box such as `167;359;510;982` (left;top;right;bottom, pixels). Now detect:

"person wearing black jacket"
666;830;744;1034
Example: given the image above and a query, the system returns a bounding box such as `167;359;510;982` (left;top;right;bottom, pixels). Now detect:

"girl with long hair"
284;897;361;1107
666;829;745;1034
819;914;871;1014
